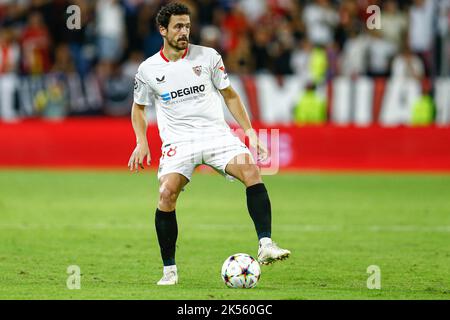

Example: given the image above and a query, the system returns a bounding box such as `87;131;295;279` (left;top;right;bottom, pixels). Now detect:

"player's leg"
225;153;270;239
155;173;189;285
225;153;291;265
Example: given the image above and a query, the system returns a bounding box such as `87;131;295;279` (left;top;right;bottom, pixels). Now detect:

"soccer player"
128;2;290;285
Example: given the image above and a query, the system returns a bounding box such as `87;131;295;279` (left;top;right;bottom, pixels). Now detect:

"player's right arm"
128;102;151;172
129;64;154;172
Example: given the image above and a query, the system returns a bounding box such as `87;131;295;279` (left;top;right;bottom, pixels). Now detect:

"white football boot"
157;265;178;286
257;238;291;265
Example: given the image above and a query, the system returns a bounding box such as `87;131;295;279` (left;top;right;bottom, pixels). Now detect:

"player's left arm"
220;86;268;161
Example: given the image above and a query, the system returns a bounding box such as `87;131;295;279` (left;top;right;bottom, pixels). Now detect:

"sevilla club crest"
192;66;202;77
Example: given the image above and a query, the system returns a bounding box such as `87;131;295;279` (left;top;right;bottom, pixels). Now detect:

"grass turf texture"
0;169;449;300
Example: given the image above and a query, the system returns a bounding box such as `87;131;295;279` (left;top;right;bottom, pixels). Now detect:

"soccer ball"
221;253;261;289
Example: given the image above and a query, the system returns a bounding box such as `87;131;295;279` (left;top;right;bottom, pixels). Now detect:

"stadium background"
1;0;450;170
1;0;450;300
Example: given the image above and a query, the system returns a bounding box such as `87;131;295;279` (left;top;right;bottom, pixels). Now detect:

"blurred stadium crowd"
0;0;449;120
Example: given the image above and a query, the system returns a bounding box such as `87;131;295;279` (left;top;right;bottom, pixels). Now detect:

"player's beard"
169;36;189;51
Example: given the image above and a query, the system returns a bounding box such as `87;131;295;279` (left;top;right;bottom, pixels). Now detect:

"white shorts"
157;133;253;181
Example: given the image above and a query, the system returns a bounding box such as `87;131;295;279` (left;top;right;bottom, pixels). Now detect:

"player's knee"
159;184;179;209
241;165;262;186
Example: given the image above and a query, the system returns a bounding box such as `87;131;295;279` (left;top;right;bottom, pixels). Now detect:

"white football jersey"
133;44;231;145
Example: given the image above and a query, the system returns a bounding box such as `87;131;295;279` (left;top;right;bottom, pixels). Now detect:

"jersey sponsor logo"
192;66;202;76
134;78;139;90
161;85;206;102
156;76;166;84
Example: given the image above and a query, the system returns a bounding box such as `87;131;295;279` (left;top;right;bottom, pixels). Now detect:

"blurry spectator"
225;33;253;74
238;0;267;23
251;28;271;74
34;75;69;119
197;0;221;26
21;11;52;74
123;0;143;56
137;2;162;57
102;63;134;117
31;0;60;42
96;0;125;63
293;83;327;125
408;0;437;76
66;0;96;78
326;41;340;79
0;26;20;121
122;50;144;79
437;0;450;76
270;18;295;75
0;1;28;26
256;0;291;34
303;0;339;46
46;43;74;118
270;42;293;76
0;0;447;121
411;88;434;126
291;38;312;81
287;1;305;38
52;43;76;74
0;27;19;72
199;25;221;49
220;3;249;53
391;46;425;79
381;0;408;51
309;47;328;85
310;45;328;84
291;39;327;84
366;30;396;77
335;0;361;50
339;27;369;77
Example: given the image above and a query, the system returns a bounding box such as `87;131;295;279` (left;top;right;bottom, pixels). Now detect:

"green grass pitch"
0;169;449;300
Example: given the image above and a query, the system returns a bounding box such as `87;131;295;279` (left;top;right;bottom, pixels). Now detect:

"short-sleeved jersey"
133;44;231;145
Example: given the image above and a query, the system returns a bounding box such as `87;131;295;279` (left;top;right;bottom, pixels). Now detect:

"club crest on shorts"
167;147;177;157
192;66;202;77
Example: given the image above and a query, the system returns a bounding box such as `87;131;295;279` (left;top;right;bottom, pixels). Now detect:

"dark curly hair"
156;2;191;29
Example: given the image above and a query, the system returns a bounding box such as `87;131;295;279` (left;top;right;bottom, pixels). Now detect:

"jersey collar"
160;46;189;63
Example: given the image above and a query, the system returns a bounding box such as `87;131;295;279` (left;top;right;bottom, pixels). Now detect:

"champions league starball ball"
221;253;261;289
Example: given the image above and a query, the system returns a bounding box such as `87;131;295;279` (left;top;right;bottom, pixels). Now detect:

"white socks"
259;237;272;247
164;265;177;274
